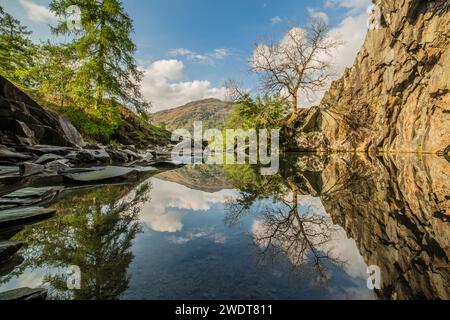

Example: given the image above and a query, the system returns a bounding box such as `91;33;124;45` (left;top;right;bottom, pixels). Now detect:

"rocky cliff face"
298;0;450;154
0;75;85;148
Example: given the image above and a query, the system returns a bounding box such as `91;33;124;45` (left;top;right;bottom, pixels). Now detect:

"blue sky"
1;0;372;111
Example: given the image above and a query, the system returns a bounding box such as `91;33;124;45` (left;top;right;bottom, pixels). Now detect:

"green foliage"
0;4;167;146
226;95;289;130
0;5;34;82
49;0;149;113
22;43;77;105
59;103;121;144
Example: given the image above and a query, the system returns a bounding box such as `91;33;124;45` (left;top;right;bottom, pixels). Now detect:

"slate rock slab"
62;166;142;182
34;153;64;165
0;166;20;178
0;187;63;210
0;241;24;262
0;146;32;161
3;186;63;200
0;207;57;228
0;287;47;300
19;162;45;177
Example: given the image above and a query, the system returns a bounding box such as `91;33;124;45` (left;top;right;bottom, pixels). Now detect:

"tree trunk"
287;93;299;127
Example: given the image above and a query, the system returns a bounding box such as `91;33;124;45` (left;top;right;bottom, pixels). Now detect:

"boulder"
13;120;36;145
25;145;75;156
74;149;111;164
3;187;63;199
0;187;62;209
0;166;20;178
0;254;24;278
120;148;140;160
105;147;129;163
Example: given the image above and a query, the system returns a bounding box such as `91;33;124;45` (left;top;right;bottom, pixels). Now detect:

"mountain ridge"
152;98;234;131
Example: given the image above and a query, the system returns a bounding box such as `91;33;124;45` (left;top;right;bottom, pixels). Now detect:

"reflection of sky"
0;268;46;293
127;174;373;300
138;178;237;233
297;194;368;279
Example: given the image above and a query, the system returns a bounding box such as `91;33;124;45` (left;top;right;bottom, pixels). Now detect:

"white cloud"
168;48;230;65
19;0;57;23
149;59;184;81
271;16;283;25
307;8;329;24
299;12;368;107
328;13;368;75
141;59;228;111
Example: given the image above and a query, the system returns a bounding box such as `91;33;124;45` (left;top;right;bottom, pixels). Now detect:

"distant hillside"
156;165;233;193
152;98;234;131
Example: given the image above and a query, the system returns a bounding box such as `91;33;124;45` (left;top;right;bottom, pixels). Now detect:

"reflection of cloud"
298;195;327;215
146;211;183;233
168;228;228;245
19;0;57;23
0;268;46;293
139;178;236;233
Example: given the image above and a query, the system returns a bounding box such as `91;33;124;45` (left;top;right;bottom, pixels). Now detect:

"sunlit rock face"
298;0;450;153
292;154;450;299
0;75;85;147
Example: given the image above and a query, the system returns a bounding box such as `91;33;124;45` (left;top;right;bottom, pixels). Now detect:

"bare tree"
250;19;341;125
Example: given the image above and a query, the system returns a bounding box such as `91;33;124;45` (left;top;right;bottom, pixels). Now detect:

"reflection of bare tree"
252;191;344;282
226;169;345;282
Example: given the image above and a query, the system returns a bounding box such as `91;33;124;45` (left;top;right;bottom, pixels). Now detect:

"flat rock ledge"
0;287;47;300
0;207;56;228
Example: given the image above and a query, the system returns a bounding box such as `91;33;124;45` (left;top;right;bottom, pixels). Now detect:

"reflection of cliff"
294;154;450;299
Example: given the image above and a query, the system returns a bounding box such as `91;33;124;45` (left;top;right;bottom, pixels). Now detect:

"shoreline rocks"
0;207;57;228
0;287;47;300
0;241;24;263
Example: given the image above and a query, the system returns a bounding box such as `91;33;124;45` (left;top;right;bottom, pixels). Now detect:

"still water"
0;153;449;300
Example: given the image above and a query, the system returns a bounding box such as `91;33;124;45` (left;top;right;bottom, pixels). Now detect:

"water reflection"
224;153;450;299
0;153;448;300
1;182;150;300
